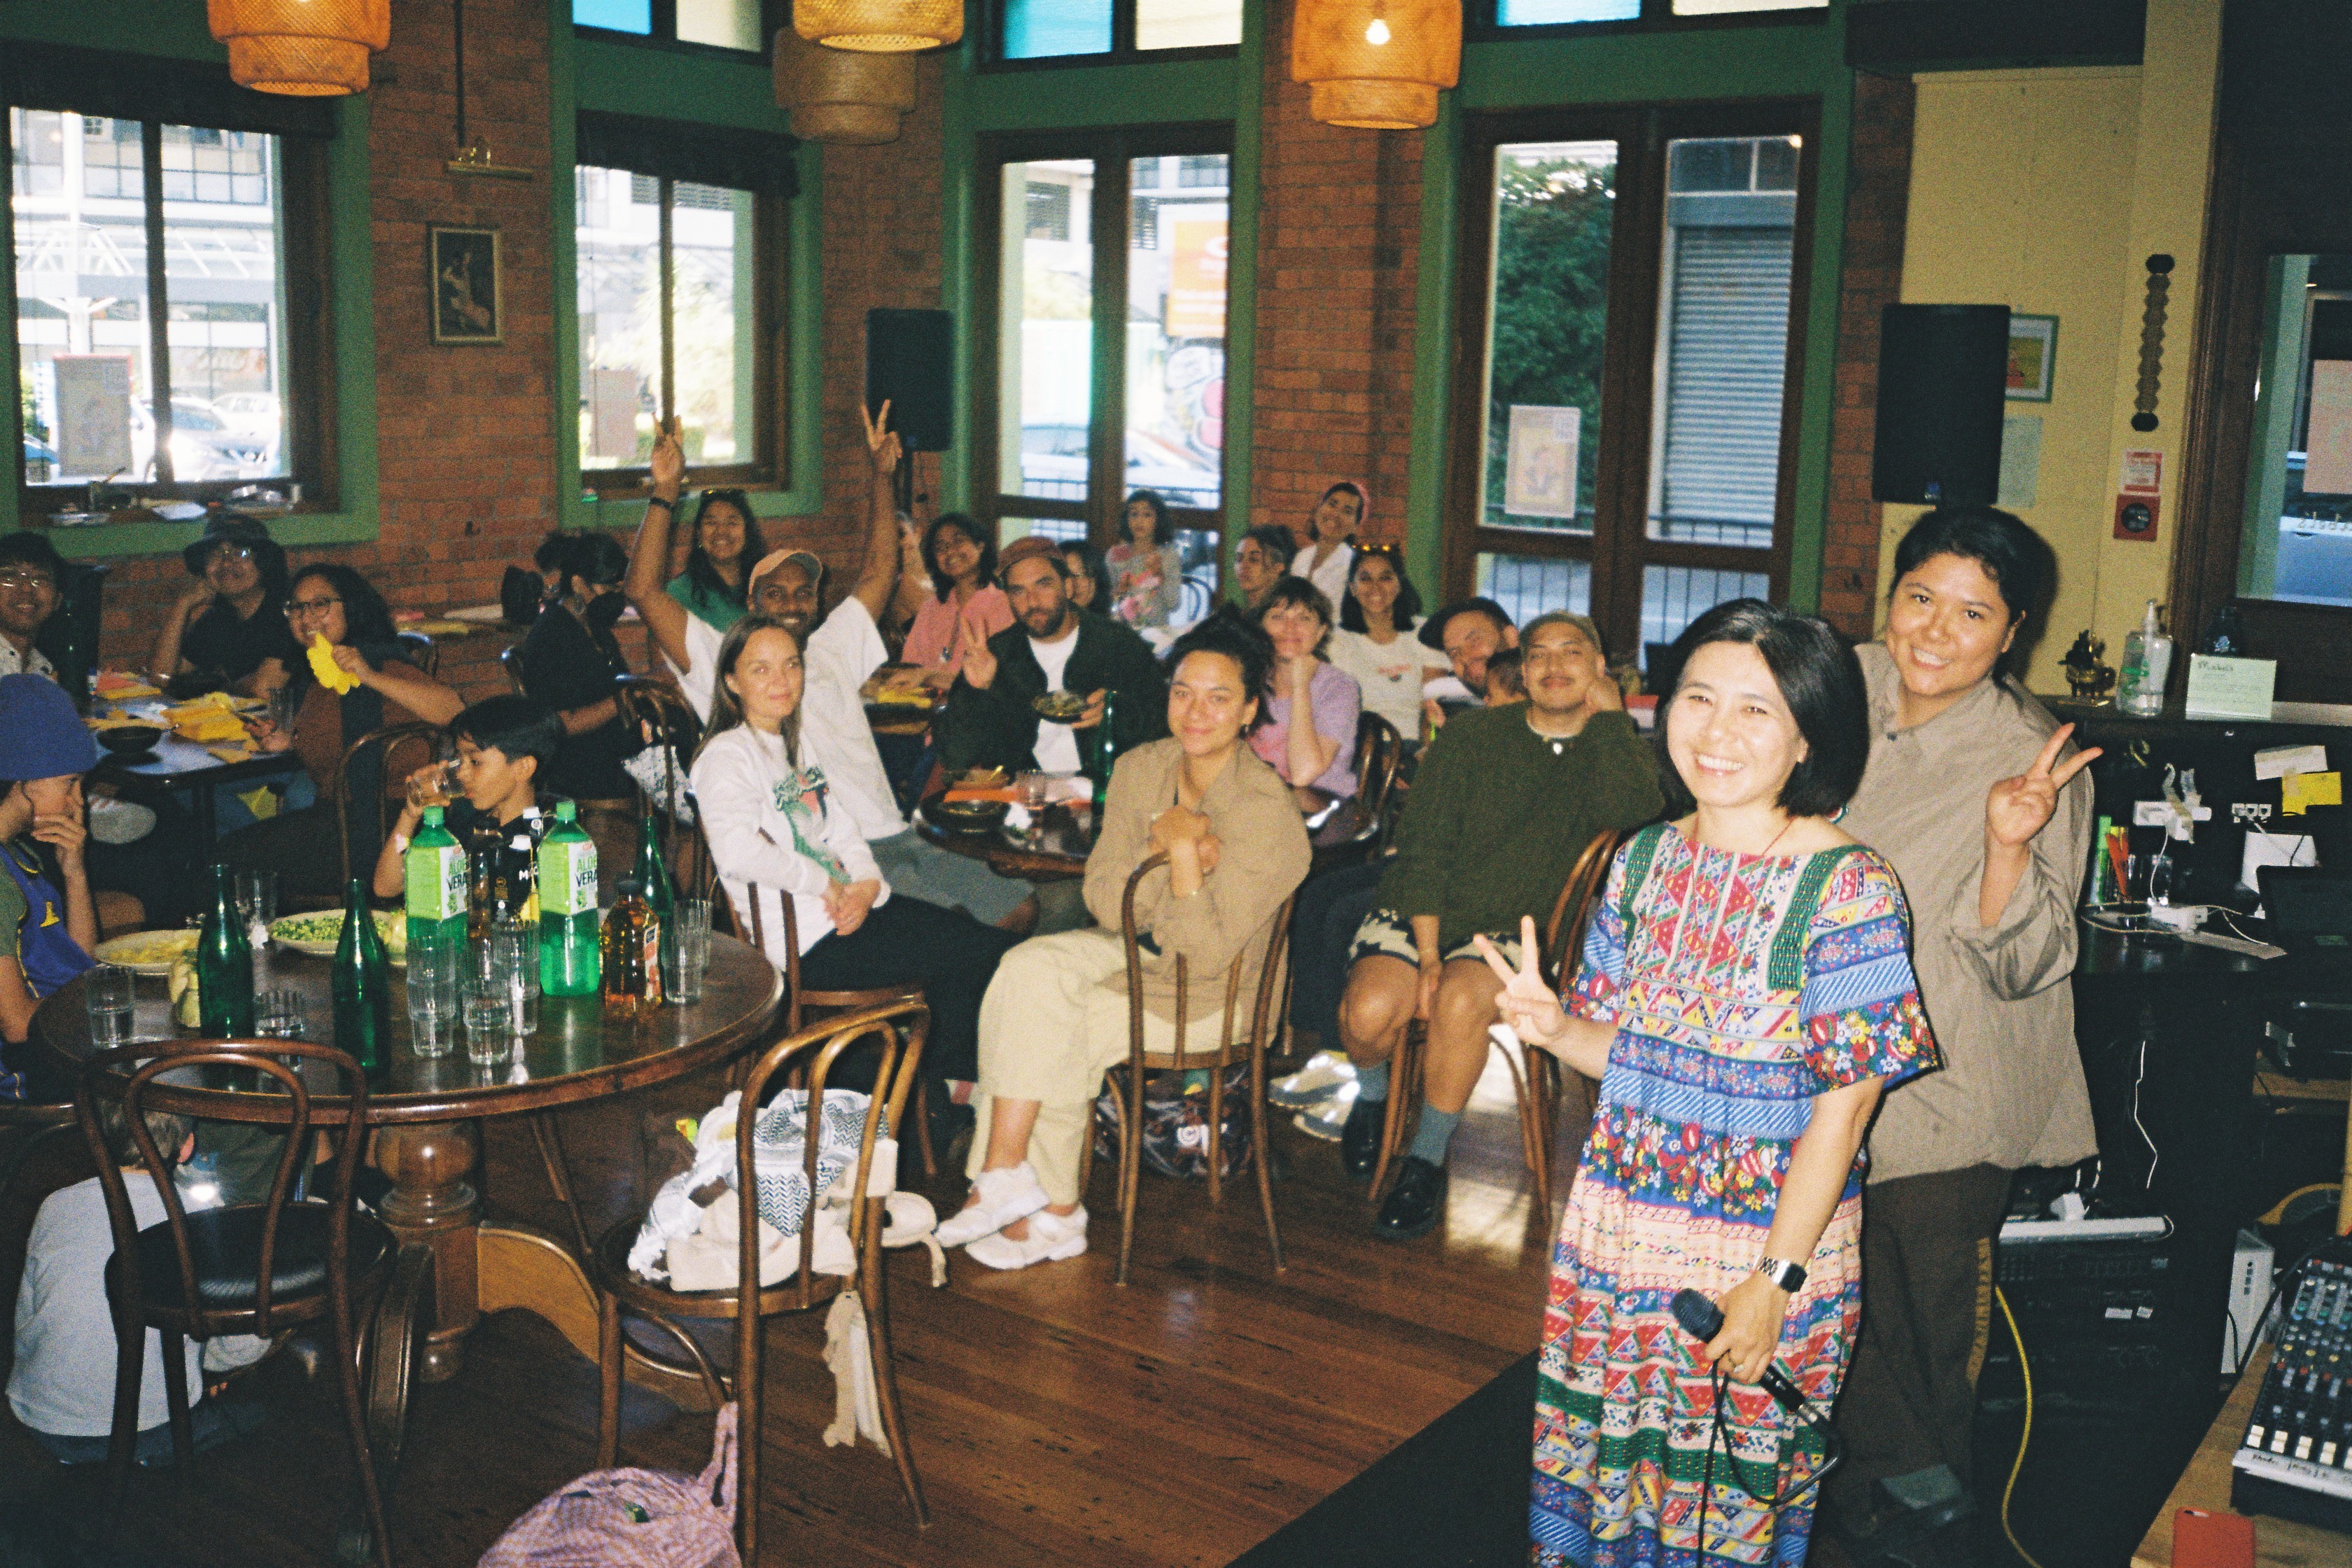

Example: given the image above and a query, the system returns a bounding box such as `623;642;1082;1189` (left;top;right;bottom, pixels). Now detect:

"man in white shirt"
0;533;63;682
624;409;1037;930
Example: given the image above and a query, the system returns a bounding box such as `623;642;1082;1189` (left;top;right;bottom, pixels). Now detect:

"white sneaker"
1292;1080;1359;1141
965;1207;1088;1270
934;1162;1049;1247
1270;1051;1357;1110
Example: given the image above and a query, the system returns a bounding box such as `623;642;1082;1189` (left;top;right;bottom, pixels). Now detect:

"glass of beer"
405;760;455;811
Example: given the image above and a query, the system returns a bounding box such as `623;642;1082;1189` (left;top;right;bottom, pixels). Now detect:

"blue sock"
1407;1105;1461;1166
1354;1060;1390;1102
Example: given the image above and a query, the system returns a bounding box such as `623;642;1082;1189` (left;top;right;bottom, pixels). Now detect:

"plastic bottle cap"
421;806;444;827
615;876;641;897
555;800;578;822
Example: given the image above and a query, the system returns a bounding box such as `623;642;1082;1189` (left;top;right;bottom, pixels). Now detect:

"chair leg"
1116;1065;1144;1287
596;1289;624;1469
1370;1023;1421;1203
104;1307;144;1520
530;1113;593;1260
330;1287;396;1568
1204;1065;1224;1209
1250;1043;1284;1275
153;1329;197;1479
860;1268;930;1526
912;1079;939;1180
736;1314;763;1564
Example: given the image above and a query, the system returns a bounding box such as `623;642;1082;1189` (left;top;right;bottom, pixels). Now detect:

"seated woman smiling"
937;617;1312;1270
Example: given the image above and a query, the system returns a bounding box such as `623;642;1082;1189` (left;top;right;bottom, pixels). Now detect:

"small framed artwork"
428;225;502;345
2006;314;2058;402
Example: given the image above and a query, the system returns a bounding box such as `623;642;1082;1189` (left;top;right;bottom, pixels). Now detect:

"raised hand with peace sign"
1985;722;2101;849
958;612;998;690
1471;916;1614;1079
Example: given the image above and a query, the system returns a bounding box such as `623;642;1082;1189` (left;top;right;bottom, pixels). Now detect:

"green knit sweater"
1376;706;1663;949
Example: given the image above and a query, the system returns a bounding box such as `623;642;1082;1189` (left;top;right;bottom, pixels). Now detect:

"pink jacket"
902;585;1014;676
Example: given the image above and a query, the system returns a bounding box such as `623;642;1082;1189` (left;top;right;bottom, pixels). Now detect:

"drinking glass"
491;918;539;1035
1016;771;1051;811
461;931;528;1066
405;760;455;811
235;869;279;940
84;965;135;1048
405;939;460;1059
255;988;307;1039
662;899;713;1006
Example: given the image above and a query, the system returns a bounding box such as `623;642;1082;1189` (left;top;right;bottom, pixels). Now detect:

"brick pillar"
1818;71;1916;640
1248;0;1424;553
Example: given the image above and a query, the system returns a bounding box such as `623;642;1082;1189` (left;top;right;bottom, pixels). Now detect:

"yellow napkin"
308;634;360;694
174;713;250;743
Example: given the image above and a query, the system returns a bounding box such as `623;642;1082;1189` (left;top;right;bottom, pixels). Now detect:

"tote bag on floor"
477;1403;739;1567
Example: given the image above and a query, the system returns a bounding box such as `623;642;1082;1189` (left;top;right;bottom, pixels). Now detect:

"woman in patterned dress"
1484;600;1940;1567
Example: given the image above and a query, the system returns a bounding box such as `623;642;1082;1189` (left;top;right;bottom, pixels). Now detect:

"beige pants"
967;928;1248;1205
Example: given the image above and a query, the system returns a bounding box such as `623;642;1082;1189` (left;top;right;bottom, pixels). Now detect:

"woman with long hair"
691;615;1018;1089
1058;542;1111;613
1105;491;1184;631
1328;542;1446;740
900;513;1013;690
1289;480;1364;609
1250;578;1361;799
668;489;767;633
1486;600;1938;1567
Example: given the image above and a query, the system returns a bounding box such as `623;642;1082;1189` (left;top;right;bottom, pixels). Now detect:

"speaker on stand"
1872;304;2010;507
866;307;953;517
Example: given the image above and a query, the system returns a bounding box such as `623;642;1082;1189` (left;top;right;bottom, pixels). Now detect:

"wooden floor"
0;1054;1565;1567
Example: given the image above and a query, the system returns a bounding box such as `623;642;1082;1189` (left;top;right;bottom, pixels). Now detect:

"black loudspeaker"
865;308;953;454
1872;304;2010;505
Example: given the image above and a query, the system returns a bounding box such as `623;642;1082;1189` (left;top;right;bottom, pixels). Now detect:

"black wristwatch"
1756;1256;1807;1293
645;495;676;512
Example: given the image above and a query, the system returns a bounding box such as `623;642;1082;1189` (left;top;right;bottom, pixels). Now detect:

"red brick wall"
1817;71;1915;640
1247;0;1424;555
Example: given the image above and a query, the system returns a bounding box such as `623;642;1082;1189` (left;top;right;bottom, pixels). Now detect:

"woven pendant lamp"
207;0;391;96
794;0;962;54
774;29;918;144
1291;0;1460;131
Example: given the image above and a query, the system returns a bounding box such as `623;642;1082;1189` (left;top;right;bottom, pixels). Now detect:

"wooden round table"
916;791;1378;881
35;934;784;1389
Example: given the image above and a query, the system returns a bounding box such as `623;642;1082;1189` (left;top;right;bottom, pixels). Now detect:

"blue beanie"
0;675;99;780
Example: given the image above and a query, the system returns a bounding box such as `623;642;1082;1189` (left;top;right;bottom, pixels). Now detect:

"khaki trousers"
967;928;1248;1206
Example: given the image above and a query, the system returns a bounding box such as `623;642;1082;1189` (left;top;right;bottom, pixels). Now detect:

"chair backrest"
499;643;528;696
1541;826;1629;990
395;631;440;681
1117;853;1299;1068
335;720;444;891
733;998;929;1315
1353;712;1403;822
78;1040;370;1335
615;675;706;878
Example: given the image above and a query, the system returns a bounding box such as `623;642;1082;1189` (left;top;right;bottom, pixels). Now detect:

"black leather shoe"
1340;1096;1385;1181
1373;1156;1447;1240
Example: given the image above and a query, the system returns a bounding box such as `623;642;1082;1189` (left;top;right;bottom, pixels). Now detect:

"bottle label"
407;843;466;921
540;839;597;916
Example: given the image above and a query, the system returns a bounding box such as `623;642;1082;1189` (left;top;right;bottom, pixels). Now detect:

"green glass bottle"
1091;689;1120;808
537;801;601;997
634;809;677;979
331;878;393;1074
195;862;255;1037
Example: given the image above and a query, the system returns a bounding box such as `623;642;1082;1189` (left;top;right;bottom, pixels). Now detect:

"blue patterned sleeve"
1565;844;1631;1026
1798;850;1940;1092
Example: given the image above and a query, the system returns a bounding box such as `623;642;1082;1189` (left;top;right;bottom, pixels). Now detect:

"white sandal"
965;1207;1088;1271
934;1162;1049;1247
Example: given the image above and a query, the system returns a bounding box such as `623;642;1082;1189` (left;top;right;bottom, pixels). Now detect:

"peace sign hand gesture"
1985;723;2103;850
1474;916;1569;1049
861;398;902;477
960;614;997;690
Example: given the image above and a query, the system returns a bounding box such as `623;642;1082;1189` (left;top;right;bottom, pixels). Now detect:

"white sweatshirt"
690;723;889;964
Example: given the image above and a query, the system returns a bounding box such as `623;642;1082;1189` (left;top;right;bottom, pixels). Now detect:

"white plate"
92;929;198;975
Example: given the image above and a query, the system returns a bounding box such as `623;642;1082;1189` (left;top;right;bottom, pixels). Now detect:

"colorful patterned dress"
1530;823;1938;1567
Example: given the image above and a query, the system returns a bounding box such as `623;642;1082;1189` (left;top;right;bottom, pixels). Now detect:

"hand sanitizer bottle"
2120;599;2172;717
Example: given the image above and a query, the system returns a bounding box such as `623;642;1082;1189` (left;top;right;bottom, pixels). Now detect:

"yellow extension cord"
1992;1285;2051;1568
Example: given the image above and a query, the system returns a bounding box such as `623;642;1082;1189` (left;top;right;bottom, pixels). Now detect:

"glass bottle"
634;811;677;980
601;875;662;1018
330;878;393;1074
537;801;601;997
1091;689;1120;808
195;862;255;1037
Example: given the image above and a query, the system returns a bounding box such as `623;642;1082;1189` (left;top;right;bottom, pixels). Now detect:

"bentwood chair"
498;643;528;696
1084;853;1297;1286
393;632;440;681
593;1000;933;1558
331;721;443;902
1369;826;1625;1215
1352;713;1404;827
77;1041;426;1568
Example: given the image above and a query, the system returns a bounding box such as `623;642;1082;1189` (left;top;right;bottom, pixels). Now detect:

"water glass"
1015;771;1051;810
405;939;460;1059
492;918;539;1035
235;869;279;941
84;965;135;1048
255;988;307;1040
662;899;713;1006
461;933;524;1065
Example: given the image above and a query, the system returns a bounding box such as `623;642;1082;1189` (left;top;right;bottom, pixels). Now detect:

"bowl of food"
268;909;410;965
94;724;166;755
920;796;1010;834
1032;691;1089;723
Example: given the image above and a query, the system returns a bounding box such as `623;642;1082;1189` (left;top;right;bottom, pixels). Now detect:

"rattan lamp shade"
1290;0;1461;130
793;0;962;54
207;0;391;96
774;29;918;145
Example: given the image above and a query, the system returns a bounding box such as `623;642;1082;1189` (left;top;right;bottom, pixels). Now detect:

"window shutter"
1656;226;1792;541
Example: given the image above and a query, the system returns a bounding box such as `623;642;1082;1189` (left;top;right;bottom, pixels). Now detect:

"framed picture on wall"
428;225;502;346
2007;314;2058;402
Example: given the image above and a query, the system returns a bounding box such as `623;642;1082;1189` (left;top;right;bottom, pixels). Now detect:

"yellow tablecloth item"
308;634;360;694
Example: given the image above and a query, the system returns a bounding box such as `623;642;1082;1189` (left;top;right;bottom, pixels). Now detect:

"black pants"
1287;860;1385;1052
798;895;1019;1084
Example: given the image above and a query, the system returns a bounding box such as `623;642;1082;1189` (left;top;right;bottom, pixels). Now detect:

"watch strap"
1757;1255;1807;1293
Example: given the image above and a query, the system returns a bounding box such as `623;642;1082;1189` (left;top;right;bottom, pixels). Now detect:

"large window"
1487;0;1821;28
13;106;325;503
995;0;1242;64
573;0;771;52
982;132;1230;622
1447;110;1812;676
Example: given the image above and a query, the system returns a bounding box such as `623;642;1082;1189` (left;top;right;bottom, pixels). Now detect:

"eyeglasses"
208;544;257;565
284;596;342;617
0;570;55;591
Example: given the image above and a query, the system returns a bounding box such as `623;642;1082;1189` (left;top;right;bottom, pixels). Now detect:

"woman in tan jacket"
938;618;1311;1270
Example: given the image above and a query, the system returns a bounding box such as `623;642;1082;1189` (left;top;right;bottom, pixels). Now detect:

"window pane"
1136;0;1242;49
1476;552;1591;628
1648;136;1798;545
1004;0;1112;58
1639;564;1769;668
2240;254;2352;606
161;127;286;480
676;0;763;50
1125;153;1224;512
1480;141;1616;538
672;182;753;465
15;111;156;486
574;0;652;32
577;165;662;469
1673;0;1826;13
1497;0;1640;22
1000;159;1094;501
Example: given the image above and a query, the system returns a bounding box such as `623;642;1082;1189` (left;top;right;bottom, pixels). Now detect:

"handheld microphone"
1670;1288;1812;1415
